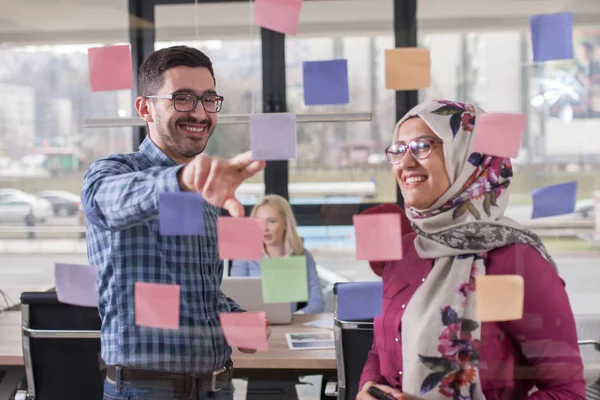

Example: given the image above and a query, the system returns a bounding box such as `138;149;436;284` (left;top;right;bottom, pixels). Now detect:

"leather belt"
106;360;233;394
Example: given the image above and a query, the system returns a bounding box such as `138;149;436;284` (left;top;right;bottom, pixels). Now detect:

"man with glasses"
81;45;265;400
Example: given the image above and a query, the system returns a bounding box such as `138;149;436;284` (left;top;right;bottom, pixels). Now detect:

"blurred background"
0;0;598;328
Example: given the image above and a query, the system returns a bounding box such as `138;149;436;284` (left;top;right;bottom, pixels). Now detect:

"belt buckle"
210;366;227;392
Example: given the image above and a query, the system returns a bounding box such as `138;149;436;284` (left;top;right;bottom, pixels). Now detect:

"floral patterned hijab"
397;100;557;399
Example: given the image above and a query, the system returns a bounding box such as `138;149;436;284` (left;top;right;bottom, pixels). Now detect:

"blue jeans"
103;377;234;400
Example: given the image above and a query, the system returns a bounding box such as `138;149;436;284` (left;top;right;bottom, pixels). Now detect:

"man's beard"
156;116;214;159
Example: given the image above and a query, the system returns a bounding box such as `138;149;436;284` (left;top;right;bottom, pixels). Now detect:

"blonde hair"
250;194;305;256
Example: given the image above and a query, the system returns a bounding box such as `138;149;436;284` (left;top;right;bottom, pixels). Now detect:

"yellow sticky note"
384;48;431;90
475;275;524;322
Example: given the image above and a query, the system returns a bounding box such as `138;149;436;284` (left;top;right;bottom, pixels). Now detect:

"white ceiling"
0;0;599;45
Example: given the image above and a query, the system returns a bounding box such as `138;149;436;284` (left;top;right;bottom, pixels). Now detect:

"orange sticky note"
475;275;524;322
135;282;180;330
353;214;403;261
471;113;526;158
217;217;264;260
385;48;431;90
254;0;303;35
88;44;134;92
220;311;269;351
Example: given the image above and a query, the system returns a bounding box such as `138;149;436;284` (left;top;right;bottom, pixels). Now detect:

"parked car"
575;198;596;219
0;188;29;201
0;194;53;224
35;190;81;217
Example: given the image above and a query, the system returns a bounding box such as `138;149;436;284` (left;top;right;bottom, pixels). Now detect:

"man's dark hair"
138;45;215;96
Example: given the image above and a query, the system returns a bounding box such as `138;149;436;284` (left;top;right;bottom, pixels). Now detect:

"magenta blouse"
359;232;586;399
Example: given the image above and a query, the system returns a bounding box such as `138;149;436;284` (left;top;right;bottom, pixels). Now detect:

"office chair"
16;292;103;400
325;282;378;400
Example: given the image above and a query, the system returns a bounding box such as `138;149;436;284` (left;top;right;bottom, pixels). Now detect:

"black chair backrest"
341;325;373;400
333;282;375;400
20;291;104;400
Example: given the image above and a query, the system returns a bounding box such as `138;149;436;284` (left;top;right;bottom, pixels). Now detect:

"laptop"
221;276;293;325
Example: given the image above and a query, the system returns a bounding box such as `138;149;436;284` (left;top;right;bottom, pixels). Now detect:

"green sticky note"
261;256;309;304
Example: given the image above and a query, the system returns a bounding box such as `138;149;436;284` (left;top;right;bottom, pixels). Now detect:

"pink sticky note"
218;217;264;260
472;113;526;158
353;214;403;261
88;44;134;92
135;282;180;330
220;311;269;351
254;0;303;35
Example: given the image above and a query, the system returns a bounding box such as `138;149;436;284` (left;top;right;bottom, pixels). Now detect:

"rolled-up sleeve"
298;251;325;314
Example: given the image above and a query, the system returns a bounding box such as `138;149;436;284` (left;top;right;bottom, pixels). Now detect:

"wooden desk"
0;311;336;371
232;313;336;371
0;311;21;366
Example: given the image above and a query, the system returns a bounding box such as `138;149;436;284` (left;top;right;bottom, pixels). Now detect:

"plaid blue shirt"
82;136;243;374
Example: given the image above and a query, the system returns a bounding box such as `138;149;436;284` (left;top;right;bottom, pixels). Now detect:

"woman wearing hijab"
357;100;585;400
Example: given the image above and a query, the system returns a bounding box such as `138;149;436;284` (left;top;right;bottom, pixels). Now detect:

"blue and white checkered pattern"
82;137;242;374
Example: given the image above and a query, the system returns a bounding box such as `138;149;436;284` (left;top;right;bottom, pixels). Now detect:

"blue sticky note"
530;12;574;62
303;59;350;106
159;193;205;235
531;181;577;219
250;113;297;161
337;281;382;321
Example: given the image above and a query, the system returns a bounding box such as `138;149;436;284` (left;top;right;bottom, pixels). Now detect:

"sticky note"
220;311;269;351
337;281;383;321
87;44;134;92
471;112;526;158
302;59;349;106
250;113;297;161
218;217;264;260
353;214;403;261
254;0;303;35
261;256;308;303
385;48;431;90
159;193;205;235
135;282;180;330
54;263;98;308
531;181;577;219
530;12;574;62
476;275;524;322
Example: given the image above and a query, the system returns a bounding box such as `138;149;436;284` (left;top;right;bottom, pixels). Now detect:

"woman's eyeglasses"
384;137;441;164
144;93;224;113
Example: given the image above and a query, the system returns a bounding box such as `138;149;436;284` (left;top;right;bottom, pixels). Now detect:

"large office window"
419;6;600;317
0;0;132;309
155;2;264;203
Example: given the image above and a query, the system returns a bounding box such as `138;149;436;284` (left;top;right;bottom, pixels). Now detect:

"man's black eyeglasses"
145;93;224;113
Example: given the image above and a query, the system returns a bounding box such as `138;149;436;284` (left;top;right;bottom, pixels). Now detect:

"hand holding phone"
367;386;399;400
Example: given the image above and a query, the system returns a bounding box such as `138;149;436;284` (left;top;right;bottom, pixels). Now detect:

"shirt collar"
139;136;178;167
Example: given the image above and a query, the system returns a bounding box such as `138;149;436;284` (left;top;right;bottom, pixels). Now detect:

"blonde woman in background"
230;194;325;314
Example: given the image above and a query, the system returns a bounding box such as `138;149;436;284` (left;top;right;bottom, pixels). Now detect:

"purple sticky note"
303;60;349;106
531;181;577;219
159;193;205;235
55;263;98;308
250;113;297;161
530;12;574;62
337;281;383;321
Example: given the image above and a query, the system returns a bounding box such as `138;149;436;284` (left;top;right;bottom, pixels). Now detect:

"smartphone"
367;386;397;400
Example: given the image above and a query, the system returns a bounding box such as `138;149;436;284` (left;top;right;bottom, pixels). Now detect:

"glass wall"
422;7;600;325
0;0;132;308
285;0;396;206
155;2;264;204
